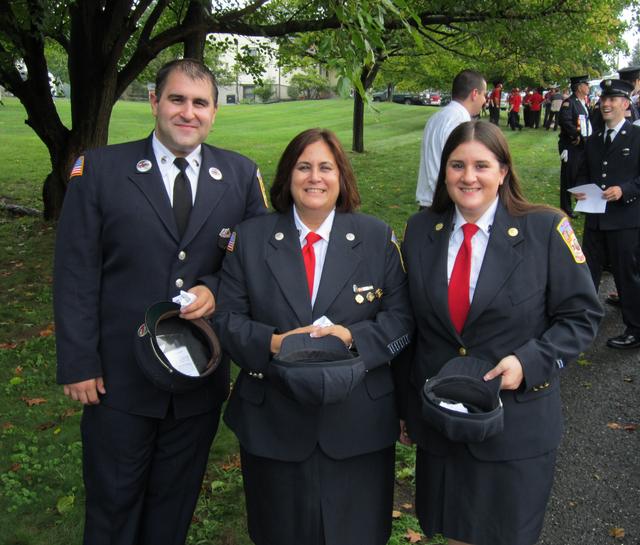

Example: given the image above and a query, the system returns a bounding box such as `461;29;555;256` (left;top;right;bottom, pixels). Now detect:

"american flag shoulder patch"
70;156;85;179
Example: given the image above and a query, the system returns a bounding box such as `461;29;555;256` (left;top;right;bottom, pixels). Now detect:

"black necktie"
173;157;192;237
605;129;614;149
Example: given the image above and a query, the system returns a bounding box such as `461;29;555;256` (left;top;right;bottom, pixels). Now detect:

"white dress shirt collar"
293;206;335;244
452;196;499;236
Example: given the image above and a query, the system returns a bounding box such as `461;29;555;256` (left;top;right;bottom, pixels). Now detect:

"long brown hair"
431;120;556;216
270;128;361;213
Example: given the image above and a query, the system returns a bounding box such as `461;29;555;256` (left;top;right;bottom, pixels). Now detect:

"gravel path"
539;273;640;545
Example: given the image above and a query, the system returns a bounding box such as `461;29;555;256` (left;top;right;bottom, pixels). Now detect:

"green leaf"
56;494;75;515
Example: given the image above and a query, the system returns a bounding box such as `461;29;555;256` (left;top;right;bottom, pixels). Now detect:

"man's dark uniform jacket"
577;120;640;335
558;93;591;214
54;136;268;417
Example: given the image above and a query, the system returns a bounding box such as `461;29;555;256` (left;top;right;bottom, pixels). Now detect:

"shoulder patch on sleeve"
556;217;585;263
391;230;406;272
226;231;237;253
256;168;269;209
69;155;85;180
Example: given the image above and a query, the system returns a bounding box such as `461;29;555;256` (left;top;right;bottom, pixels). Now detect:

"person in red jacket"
529;87;545;128
508;88;523;131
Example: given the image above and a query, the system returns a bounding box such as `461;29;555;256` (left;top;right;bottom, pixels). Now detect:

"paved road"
540;274;639;545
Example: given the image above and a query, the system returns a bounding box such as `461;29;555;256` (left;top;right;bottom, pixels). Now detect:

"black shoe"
605;293;620;306
606;333;640;349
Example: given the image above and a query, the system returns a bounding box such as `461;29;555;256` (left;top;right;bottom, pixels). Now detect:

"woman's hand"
483;354;524;390
309;324;353;348
270;325;316;354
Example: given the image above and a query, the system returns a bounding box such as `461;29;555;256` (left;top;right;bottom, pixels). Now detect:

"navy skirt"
240;445;395;545
416;444;556;545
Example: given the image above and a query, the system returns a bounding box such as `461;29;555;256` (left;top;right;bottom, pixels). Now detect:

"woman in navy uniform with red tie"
398;121;602;545
214;128;413;545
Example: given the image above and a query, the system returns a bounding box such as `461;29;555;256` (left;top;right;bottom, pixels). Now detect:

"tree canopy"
0;0;635;217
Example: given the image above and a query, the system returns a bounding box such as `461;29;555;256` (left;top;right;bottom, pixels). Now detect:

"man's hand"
63;377;106;405
602;186;622;202
573;192;586;201
483;355;524;390
180;285;215;320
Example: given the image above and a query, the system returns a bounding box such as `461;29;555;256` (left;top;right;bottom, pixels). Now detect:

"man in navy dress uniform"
54;59;268;544
558;75;592;217
575;78;640;349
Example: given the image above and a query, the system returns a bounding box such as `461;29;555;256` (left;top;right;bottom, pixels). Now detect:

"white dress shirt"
447;197;499;302
603;118;625;143
293;206;335;306
416;101;471;207
152;133;201;205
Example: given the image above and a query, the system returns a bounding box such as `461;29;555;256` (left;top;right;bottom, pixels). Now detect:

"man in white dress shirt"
415;69;487;209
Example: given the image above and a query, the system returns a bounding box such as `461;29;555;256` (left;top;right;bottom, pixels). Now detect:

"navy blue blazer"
214;210;413;462
577;120;640;230
399;203;603;461
54;136;268;418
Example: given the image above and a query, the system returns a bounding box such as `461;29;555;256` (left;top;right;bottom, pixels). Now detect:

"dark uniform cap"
600;78;634;99
420;356;503;443
268;333;365;406
618;66;640;82
134;301;222;393
569;75;589;85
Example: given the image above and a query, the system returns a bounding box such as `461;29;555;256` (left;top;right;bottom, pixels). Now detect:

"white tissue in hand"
172;290;197;309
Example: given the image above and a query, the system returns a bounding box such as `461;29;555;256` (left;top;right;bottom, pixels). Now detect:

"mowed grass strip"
0;97;565;544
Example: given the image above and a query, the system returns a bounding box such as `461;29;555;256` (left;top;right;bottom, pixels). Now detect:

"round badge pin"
366;292;375;302
346;233;355;241
274;232;284;241
435;223;444;231
137;324;147;337
209;167;223;180
136;159;152;173
355;294;365;304
508;227;519;237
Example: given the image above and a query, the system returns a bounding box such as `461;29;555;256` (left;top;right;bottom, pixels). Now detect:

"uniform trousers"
582;226;640;334
81;403;220;545
239;445;395;545
559;147;583;215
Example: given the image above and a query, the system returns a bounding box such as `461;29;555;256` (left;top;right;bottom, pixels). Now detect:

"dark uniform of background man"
575;79;640;349
558;75;592;217
54;59;268;545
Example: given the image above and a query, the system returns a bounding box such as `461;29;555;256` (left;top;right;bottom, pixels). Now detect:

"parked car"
371;89;429;105
428;91;442;106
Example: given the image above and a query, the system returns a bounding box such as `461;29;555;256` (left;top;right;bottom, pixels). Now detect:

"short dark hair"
431;120;555;216
451;70;486;101
270;128;361;213
155;58;219;107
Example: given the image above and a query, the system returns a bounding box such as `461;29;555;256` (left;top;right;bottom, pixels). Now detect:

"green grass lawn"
0;96;569;544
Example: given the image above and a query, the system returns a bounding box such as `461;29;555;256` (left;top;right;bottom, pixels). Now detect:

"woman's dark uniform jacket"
397;203;603;461
54;136;268;418
214;211;413;462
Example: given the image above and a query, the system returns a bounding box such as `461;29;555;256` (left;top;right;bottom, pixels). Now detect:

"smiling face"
150;69;217;157
290;140;341;223
445;140;508;223
600;95;629;127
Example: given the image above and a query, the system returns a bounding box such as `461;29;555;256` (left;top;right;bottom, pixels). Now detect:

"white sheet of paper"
568;184;607;213
162;345;200;377
313;315;334;327
439;401;469;414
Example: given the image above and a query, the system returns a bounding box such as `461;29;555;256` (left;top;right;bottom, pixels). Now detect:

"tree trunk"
183;1;208;60
352;62;381;153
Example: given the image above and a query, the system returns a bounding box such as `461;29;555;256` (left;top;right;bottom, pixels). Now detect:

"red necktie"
302;232;322;300
448;223;479;333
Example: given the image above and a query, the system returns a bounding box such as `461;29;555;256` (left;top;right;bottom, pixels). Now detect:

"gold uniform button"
458;347;467;356
175;278;184;288
178;251;186;261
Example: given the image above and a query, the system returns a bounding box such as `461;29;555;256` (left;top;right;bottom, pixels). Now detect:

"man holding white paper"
575;78;640;349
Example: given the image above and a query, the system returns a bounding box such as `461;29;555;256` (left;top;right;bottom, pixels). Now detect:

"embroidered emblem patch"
391;230;406;272
70;156;84;179
556;217;585;263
